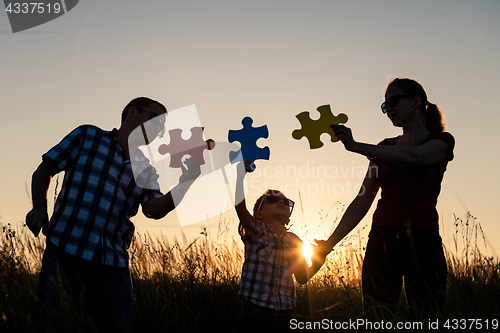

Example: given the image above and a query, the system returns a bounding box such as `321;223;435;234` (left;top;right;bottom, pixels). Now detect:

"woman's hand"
314;239;334;259
331;124;357;152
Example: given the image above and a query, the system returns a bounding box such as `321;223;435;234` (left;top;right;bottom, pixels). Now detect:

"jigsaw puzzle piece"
158;127;215;168
292;112;324;149
228;117;270;172
292;105;348;149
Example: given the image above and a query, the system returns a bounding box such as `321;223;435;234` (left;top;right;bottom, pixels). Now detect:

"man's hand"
27;159;58;236
26;206;49;237
179;157;201;183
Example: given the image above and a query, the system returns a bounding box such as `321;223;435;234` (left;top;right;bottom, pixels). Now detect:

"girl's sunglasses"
381;94;411;114
257;195;295;214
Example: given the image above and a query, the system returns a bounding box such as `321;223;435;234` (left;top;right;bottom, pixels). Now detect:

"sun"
302;242;313;267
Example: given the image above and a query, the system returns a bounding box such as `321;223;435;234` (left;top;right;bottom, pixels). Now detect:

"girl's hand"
331;124;357;152
237;159;252;179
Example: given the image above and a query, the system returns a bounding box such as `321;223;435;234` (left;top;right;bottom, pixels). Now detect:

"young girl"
235;160;326;332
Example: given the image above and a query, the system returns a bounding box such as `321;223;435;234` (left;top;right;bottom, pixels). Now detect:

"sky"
1;0;499;258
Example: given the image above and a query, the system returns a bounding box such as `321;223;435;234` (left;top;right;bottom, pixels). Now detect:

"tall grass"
1;211;499;332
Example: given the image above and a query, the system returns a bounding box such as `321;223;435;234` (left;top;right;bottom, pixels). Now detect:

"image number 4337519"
3;0;79;33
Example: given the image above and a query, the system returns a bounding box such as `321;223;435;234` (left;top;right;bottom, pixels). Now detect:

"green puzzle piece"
292;105;348;149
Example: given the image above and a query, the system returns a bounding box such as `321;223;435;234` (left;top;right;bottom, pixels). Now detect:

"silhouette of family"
26;78;454;332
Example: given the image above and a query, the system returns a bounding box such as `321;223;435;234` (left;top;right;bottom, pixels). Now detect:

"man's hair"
121;97;167;124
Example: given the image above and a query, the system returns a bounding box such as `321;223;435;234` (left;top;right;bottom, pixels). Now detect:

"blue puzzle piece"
228;116;270;172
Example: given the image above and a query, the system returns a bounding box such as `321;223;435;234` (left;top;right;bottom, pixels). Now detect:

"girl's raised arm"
235;160;252;231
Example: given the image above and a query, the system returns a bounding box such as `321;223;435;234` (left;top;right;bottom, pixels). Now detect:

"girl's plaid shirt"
43;125;163;267
238;218;303;310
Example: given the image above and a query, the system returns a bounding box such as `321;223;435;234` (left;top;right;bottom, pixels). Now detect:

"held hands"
25;206;49;237
312;239;334;264
295;240;332;284
178;157;201;183
331;124;357;152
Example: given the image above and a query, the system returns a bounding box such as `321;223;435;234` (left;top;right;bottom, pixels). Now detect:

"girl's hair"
387;78;445;133
238;189;289;237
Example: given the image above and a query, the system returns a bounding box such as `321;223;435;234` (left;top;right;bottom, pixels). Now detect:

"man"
26;97;200;332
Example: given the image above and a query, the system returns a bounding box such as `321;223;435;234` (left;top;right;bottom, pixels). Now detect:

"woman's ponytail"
423;101;445;133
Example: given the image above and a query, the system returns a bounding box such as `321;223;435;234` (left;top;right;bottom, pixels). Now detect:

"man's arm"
26;159;60;236
142;157;201;219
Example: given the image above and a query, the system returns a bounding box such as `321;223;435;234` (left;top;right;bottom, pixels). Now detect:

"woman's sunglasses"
381;94;411;114
257;195;295;214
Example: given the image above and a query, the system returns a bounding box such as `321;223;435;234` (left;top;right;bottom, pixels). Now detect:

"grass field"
0;211;499;332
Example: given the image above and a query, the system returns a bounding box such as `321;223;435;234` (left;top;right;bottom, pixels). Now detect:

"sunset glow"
302;242;313;267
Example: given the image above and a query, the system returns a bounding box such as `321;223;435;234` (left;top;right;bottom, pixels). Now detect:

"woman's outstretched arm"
320;161;380;249
332;125;449;166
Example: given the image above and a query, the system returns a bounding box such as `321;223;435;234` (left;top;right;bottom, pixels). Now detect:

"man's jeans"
38;241;134;333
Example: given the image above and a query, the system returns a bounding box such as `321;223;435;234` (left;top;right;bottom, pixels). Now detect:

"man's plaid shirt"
239;218;303;310
43;125;163;267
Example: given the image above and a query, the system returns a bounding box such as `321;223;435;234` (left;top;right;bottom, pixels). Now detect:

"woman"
322;78;454;320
